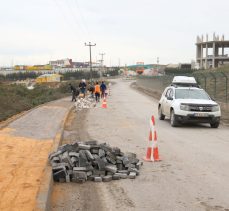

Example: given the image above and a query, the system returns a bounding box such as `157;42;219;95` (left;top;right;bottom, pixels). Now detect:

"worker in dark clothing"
69;83;79;102
79;79;87;98
88;82;95;98
100;81;107;99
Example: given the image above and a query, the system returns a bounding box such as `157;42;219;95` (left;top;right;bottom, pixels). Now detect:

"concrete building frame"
196;34;229;69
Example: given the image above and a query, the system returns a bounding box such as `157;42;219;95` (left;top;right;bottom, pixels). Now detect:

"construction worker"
79;79;87;98
69;83;79;102
94;82;101;102
100;81;107;99
88;82;95;98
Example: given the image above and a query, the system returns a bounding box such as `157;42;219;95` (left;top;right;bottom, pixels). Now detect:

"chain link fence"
137;72;229;103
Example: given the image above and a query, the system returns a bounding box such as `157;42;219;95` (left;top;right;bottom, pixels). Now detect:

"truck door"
164;89;172;116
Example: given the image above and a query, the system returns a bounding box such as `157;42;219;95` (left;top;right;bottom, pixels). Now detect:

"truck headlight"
212;105;220;112
180;104;189;111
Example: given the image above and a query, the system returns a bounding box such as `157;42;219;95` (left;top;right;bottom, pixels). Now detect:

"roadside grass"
0;82;72;122
0;79;111;122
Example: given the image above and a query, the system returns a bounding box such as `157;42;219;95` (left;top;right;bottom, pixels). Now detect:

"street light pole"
85;42;96;81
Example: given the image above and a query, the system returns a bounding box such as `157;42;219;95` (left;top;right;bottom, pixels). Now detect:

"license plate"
194;113;209;117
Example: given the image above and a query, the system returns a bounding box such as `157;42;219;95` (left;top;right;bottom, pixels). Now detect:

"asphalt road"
52;79;229;211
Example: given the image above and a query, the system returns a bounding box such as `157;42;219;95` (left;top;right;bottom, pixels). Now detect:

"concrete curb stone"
35;103;74;211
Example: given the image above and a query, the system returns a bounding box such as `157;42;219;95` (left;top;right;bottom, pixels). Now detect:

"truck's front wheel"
158;106;165;120
170;110;179;127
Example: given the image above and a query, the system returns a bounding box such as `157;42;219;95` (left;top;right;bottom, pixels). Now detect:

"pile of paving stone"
49;141;142;183
75;96;96;111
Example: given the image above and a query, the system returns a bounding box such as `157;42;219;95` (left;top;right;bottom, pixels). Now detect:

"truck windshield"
175;89;210;100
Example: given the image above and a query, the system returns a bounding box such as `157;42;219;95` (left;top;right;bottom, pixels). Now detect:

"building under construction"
196;34;229;69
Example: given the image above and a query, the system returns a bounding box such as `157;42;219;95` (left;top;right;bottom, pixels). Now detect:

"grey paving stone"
71;156;78;165
99;149;105;157
85;150;94;161
128;168;140;175
85;140;98;145
106;156;116;165
105;165;117;173
102;175;112;182
73;167;87;171
53;169;67;182
78;143;91;150
118;170;129;174
73;171;87;180
117;163;124;170
96;157;106;170
49;150;63;161
129;172;136;179
91;148;99;154
61;151;73;167
69;152;79;157
107;172;114;176
93;169;106;176
86;171;93;176
51;156;60;162
122;156;130;165
114;173;128;179
94;177;102;182
112;174;120;180
66;175;70;183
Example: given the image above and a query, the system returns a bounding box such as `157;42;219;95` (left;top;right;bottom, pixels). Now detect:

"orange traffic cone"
152;130;161;161
144;129;154;161
101;98;107;108
144;115;161;162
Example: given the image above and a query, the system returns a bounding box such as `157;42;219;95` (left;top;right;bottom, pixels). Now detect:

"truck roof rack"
171;83;200;88
171;76;200;88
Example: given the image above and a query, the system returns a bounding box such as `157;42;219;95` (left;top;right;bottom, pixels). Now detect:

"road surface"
52;79;229;211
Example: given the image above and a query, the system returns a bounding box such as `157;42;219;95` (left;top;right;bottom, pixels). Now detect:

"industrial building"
35;74;62;83
196;34;229;69
49;59;90;68
49;58;73;68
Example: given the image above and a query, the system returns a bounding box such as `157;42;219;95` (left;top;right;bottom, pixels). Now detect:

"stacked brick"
49;141;142;183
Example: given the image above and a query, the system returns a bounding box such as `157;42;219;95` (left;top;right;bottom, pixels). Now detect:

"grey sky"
0;0;228;66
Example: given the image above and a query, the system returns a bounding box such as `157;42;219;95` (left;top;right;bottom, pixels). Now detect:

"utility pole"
85;42;96;81
99;53;105;66
99;53;105;76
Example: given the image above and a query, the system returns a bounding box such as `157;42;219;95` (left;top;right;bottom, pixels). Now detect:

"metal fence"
137;72;229;103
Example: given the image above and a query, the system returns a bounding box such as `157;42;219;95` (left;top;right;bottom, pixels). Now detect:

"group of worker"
69;79;109;103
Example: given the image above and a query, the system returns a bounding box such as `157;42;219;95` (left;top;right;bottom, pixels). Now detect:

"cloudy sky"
0;0;228;66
